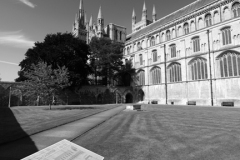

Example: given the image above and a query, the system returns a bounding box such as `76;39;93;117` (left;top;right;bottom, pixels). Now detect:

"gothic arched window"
150;67;161;85
150;36;156;46
189;58;208;80
156;35;159;44
152;50;158;62
232;2;240;18
177;26;182;37
221;27;232;45
184;23;189;35
137;70;145;86
172;29;176;39
192;36;200;53
223;7;231;20
161;33;165;42
141;40;145;48
170;44;176;58
166;30;171;41
115;30;118;40
127;47;130;54
137;42;142;51
191;21;195;32
139;54;143;65
198;18;204;29
214;11;220;24
217;51;240;77
205;14;212;27
168;63;182;82
120;31;122;40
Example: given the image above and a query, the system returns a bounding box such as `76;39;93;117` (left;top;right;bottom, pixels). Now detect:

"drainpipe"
207;30;214;106
164;44;168;105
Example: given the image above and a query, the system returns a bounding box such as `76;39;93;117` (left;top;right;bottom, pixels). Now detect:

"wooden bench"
133;105;141;110
187;101;196;105
151;101;158;104
221;102;234;107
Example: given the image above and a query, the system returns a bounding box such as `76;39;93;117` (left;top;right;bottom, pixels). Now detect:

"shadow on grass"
0;105;38;160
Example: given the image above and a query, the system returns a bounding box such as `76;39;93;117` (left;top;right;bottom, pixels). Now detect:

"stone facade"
124;0;240;106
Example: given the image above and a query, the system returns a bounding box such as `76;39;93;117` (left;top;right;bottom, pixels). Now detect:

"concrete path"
0;105;125;160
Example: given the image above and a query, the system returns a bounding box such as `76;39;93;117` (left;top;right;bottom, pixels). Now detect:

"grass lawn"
74;105;240;160
0;105;120;144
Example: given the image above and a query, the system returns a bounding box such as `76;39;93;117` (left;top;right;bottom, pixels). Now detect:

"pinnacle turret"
98;6;103;19
142;1;147;20
89;16;93;26
132;8;136;18
152;5;156;16
143;1;147;11
152;5;156;22
85;13;88;23
79;0;83;10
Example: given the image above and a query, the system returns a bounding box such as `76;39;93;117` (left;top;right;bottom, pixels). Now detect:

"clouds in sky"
0;60;18;66
0;31;35;49
18;0;36;8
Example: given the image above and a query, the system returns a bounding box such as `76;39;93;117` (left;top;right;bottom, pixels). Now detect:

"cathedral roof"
127;0;218;42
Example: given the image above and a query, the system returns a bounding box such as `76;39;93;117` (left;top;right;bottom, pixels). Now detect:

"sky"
0;0;196;82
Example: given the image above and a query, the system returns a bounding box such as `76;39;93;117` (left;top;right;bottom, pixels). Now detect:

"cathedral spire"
79;0;83;10
97;6;104;38
98;6;103;19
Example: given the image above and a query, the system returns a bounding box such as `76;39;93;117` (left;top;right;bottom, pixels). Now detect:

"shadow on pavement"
0;105;38;160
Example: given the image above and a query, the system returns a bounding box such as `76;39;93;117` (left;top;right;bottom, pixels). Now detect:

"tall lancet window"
232;2;240;18
205;14;212;27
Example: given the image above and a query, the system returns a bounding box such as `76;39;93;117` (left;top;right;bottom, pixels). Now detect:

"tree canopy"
21;62;70;109
89;37;124;85
16;32;91;87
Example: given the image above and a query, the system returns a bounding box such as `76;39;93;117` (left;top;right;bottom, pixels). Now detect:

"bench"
133;105;141;110
187;101;196;105
221;102;234;107
151;101;158;104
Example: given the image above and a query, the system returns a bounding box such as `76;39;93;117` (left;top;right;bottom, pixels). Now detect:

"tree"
16;32;91;87
116;60;137;86
89;37;124;85
21;62;70;109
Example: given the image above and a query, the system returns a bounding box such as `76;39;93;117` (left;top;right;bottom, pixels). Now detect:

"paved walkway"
0;106;125;160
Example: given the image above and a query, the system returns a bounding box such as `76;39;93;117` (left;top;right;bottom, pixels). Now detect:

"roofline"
109;23;127;29
126;0;219;38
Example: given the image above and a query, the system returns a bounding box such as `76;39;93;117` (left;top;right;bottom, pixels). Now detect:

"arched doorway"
138;90;145;101
125;93;133;103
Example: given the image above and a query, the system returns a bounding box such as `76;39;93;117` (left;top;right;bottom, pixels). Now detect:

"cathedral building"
124;0;240;106
72;0;127;44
